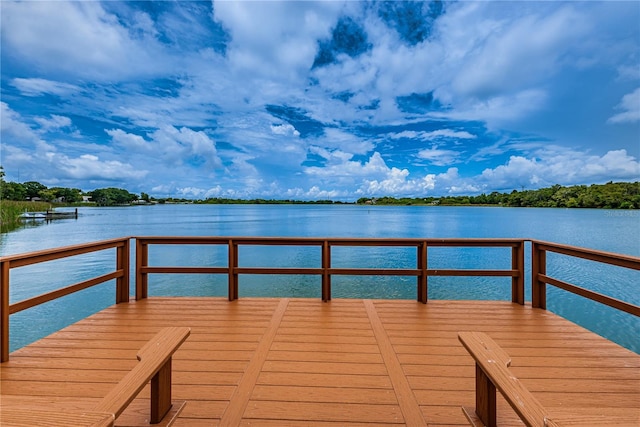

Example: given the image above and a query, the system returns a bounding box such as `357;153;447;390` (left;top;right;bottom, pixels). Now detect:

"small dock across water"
19;208;78;221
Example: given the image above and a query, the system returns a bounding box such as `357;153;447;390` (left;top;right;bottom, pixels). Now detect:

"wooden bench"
1;327;190;427
94;326;191;424
458;331;639;427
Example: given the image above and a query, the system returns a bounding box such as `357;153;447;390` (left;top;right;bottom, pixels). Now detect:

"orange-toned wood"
1;259;9;362
9;271;122;315
322;240;331;301
531;242;546;309
417;242;428;303
116;239;130;304
94;327;190;422
545;410;640;427
0;408;114;427
532;239;640;270
459;331;548;427
364;299;427;425
1;298;639;427
228;239;238;300
1;237;129;268
136;239;148;300
511;243;525;304
540;274;640;316
531;240;640;316
134;237;529;304
218;299;289;426
150;358;172;423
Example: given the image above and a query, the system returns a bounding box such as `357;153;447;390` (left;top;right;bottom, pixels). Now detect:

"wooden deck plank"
1;297;639;427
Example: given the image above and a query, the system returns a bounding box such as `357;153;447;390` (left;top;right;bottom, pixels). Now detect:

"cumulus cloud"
608;88;640;124
305;151;392;178
213;2;341;83
479;148;640;190
270;123;300;137
106;129;152;152
59;154;147;180
149;126;222;169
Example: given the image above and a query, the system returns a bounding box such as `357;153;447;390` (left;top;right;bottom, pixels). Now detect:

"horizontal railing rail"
531;240;640;317
0;237;131;362
135;236;525;304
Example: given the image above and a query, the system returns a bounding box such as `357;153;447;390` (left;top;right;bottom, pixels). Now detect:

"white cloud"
608;88;640;124
1;102;39;141
450;5;587;99
106;129;152;152
270;123;300;137
390;129;476;141
316;128;374;155
417;147;461;166
1;1;167;80
34;115;72;131
305;151;392;178
59;154;147;181
213;2;341;82
479;148;640;189
150;126;222;169
12;78;81;97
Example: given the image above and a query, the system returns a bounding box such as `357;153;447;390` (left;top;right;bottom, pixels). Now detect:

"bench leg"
476;364;497;427
150;358;173;424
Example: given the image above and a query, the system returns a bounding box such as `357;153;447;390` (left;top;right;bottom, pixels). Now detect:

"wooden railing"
2;236;638;363
531;240;640;317
0;237;130;362
135;237;525;304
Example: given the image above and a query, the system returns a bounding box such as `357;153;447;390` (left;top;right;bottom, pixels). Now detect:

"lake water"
1;204;639;353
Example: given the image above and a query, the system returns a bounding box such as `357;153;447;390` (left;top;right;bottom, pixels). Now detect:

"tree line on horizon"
357;181;640;209
1;167;638;209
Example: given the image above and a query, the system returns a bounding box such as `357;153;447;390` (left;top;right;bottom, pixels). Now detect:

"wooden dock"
19;208;78;220
1;297;638;426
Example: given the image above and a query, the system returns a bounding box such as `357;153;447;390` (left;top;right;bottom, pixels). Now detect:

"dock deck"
1;297;638;426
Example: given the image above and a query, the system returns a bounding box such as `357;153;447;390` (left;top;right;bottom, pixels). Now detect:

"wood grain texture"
1;298;638;427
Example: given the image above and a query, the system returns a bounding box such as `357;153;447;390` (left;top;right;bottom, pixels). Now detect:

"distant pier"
19;208;78;221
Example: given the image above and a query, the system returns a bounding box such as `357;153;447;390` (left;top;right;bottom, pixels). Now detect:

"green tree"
50;187;82;203
23;181;47;199
89;188;138;206
0;181;27;200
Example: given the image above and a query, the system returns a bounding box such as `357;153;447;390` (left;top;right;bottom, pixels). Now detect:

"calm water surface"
1;205;639;352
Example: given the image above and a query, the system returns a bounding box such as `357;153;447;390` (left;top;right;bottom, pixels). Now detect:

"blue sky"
1;1;639;200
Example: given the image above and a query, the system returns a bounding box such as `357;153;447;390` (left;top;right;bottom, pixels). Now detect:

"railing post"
532;242;547;309
228;239;238;301
116;239;130;303
512;242;525;305
1;260;10;362
322;240;331;302
136;239;148;300
417;242;428;304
